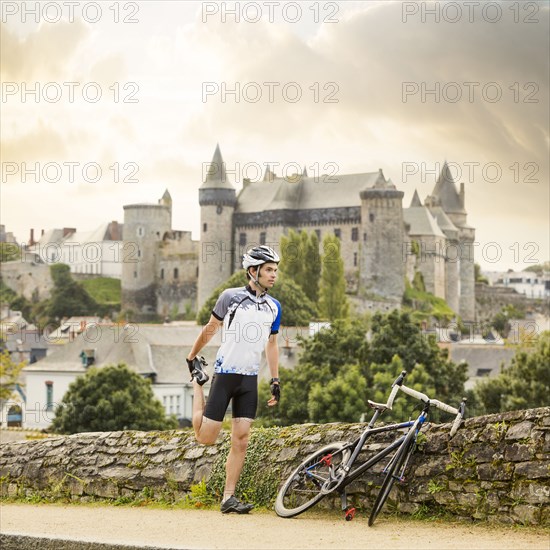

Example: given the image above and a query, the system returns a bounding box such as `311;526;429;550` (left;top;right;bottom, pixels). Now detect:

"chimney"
63;227;76;237
459;182;465;208
109;221;121;241
41;229;44;236
29;228;35;246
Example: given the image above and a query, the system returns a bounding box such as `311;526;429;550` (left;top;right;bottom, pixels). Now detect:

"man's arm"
265;333;279;406
187;315;223;360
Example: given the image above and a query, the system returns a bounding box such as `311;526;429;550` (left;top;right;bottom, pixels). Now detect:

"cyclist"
186;245;282;514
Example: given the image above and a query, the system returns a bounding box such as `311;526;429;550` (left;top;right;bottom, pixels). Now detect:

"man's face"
254;262;278;288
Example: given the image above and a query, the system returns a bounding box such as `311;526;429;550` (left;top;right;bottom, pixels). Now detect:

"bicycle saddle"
367;399;390;411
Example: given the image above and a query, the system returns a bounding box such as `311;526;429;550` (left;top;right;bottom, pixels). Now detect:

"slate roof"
236;172;381;213
200;143;234;190
403;206;446;238
431;161;466;214
24;324;222;385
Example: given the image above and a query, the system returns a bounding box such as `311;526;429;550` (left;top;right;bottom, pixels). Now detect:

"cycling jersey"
211;285;282;376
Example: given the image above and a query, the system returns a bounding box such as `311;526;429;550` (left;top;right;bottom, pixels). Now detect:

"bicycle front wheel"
275;442;350;518
368;428;416;526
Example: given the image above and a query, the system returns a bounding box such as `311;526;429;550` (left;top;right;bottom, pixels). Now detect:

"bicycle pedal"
345;507;356;521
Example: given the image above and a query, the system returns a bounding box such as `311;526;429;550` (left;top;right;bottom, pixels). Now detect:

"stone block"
506;421;534;440
512;504;541;525
184;446;205;459
514;461;550;479
505;443;535;462
511;481;550;504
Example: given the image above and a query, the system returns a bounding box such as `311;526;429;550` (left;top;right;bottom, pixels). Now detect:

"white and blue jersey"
211;285;282;376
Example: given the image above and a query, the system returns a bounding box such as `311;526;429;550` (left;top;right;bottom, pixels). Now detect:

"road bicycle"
275;370;466;525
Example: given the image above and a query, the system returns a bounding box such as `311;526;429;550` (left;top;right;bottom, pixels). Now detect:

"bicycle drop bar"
384;370;466;436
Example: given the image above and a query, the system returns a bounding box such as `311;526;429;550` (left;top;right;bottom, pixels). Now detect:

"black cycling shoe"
220;495;254;514
186;356;209;386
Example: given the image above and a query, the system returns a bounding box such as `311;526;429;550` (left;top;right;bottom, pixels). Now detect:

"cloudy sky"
1;0;548;271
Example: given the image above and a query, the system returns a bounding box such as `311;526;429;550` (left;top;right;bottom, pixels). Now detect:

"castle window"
260;232;266;245
160;268;164;280
363;232;367;242
134;271;137;278
203;223;208;232
334;228;341;239
216;205;223;215
354;252;358;267
137;227;144;237
239;233;246;246
174;268;179;279
351;227;359;242
369;213;375;223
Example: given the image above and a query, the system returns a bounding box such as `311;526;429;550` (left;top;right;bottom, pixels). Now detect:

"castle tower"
430;162;475;321
197;144;237;310
359;169;405;302
121;193;172;316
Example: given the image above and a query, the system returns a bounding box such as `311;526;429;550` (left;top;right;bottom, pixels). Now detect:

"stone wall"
0;407;548;525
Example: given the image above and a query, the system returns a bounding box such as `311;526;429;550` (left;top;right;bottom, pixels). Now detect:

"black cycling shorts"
204;373;258;422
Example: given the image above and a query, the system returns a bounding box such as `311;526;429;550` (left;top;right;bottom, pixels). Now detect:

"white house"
26;222;123;279
484;270;550;299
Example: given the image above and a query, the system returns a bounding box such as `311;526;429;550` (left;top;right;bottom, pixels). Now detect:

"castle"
121;145;476;321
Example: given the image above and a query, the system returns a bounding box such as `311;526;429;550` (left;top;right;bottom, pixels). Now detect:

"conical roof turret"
200;144;234;189
431;161;465;214
410;189;422;207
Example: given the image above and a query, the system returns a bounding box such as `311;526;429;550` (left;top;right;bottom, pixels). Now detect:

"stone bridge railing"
0;407;548;525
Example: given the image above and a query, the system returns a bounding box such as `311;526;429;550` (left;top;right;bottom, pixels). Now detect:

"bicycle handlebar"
384;370;466;436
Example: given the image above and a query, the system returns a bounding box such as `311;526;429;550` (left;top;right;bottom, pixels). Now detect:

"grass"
81;277;121;306
402;285;455;323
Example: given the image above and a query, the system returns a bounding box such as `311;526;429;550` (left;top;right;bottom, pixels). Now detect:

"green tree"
279;230;321;304
0;349;25;401
308;364;367;423
196;270;316;326
474;263;489;284
318;234;349;321
41;264;100;325
256;311;467;426
474;332;550;414
51;363;177;434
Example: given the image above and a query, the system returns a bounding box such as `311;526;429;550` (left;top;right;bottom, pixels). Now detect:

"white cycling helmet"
242;245;280;270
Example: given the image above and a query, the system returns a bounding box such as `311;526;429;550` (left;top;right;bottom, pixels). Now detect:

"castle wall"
359;190;405;301
122;204;171;315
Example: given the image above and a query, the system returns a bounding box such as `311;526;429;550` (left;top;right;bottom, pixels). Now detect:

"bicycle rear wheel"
368;428;416;526
275;442;350;518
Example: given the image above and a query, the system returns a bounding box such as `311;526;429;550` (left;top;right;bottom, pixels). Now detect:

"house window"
260;232;266;245
334;228;341;239
203;223;208;232
476;368;492;377
174;268;179;279
176;395;181;415
45;381;53;411
351;227;359;242
239;233;247;246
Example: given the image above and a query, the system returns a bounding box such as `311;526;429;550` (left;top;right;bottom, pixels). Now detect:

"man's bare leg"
192;380;222;445
223;417;253;501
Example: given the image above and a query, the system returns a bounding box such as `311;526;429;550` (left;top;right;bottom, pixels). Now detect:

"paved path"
0;503;548;550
